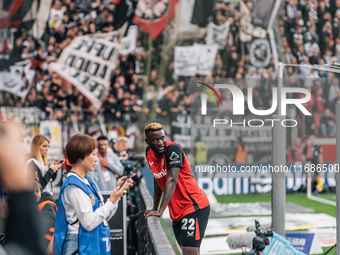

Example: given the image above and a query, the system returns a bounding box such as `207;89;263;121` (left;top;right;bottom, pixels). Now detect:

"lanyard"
97;152;107;171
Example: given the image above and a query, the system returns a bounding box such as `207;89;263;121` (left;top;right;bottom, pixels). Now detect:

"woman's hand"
110;175;135;204
49;159;64;173
116;173;136;188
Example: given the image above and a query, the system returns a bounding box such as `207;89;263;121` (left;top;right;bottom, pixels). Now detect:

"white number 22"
181;218;195;230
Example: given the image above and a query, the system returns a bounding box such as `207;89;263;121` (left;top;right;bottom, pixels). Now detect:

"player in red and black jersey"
144;123;210;255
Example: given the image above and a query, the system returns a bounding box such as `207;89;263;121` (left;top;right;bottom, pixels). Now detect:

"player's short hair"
65;133;97;164
144;123;164;136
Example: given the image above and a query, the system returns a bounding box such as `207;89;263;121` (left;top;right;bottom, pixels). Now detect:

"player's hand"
144;209;153;217
144;210;163;219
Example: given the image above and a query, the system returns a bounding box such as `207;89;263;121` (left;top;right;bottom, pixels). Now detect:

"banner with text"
174;45;200;76
49;24;127;109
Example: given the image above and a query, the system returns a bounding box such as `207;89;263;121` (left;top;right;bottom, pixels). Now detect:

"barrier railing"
138;180;176;255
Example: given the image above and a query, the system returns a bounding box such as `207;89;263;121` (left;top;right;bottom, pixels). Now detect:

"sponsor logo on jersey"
169;152;181;165
169;152;179;161
153;168;167;179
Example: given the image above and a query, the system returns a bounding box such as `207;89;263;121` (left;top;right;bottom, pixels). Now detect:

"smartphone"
119;171;134;189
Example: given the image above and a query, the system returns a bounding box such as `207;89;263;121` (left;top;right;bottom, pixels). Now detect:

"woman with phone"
25;134;63;196
53;133;134;255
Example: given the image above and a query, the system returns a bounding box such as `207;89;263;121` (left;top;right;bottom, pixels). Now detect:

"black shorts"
172;205;210;247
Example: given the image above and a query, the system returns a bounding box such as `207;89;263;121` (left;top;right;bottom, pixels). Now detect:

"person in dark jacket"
30;181;57;254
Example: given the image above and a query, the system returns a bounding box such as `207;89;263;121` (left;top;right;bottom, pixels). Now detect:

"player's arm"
153;178;162;211
144;167;180;219
145;178;162;218
144;146;163;218
158;166;180;214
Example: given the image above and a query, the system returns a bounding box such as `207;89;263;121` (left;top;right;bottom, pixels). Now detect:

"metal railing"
138;181;176;255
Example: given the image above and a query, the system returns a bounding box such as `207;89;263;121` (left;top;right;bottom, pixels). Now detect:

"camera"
252;220;273;254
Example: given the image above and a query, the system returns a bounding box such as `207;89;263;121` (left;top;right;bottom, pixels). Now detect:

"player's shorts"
172;205;210;247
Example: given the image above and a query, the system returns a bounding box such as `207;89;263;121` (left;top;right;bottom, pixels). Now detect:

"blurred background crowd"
1;0;340;139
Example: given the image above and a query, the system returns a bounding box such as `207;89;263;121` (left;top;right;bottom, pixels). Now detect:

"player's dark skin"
144;129;200;255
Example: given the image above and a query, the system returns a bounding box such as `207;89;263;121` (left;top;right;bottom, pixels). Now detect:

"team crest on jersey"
89;194;95;205
169;152;179;161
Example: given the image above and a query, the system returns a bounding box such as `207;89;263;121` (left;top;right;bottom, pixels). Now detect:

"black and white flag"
205;21;230;49
0;60;34;97
174;46;200;76
49;24;127;109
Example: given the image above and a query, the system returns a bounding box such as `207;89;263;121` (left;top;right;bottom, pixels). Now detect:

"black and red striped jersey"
146;141;210;221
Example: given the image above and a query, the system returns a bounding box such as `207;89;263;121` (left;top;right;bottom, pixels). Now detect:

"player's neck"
153;150;164;158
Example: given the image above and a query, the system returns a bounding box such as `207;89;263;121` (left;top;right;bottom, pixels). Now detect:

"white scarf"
24;158;53;196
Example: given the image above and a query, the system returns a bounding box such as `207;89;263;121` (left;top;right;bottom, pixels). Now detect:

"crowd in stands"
157;0;340;139
1;0;146;124
1;0;340;139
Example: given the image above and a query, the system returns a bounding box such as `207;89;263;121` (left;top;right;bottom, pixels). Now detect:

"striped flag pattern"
0;0;52;41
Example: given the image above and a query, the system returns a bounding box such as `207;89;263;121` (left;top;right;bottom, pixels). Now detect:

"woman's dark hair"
65;133;97;165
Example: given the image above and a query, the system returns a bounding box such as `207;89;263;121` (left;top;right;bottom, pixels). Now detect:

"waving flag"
133;0;180;39
0;0;52;41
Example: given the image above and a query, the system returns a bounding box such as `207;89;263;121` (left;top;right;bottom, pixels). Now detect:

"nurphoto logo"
198;82;312;128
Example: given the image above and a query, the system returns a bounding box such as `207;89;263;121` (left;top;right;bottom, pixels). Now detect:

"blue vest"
53;175;110;255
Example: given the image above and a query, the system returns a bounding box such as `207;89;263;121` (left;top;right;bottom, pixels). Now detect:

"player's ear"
145;136;149;145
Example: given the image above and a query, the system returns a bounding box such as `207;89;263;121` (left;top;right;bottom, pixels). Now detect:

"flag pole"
139;0;155;129
149;0;174;123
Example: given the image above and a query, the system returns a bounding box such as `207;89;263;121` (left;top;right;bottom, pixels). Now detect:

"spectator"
232;137;248;163
314;87;326;114
303;134;324;166
286;0;297;20
25;135;63;196
319;108;336;137
112;136;130;160
290;137;306;162
30;181;57;254
331;90;340;113
87;136;124;191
